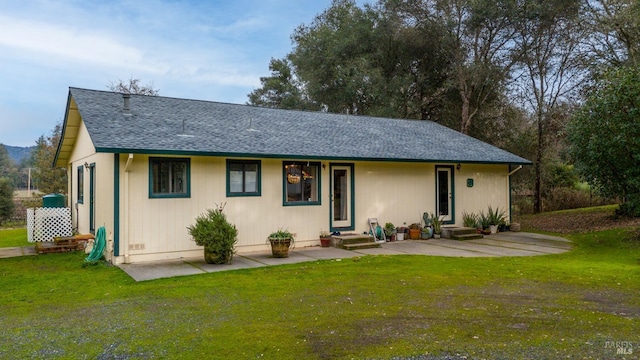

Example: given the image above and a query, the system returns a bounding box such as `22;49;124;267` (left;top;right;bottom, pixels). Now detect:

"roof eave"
94;147;532;165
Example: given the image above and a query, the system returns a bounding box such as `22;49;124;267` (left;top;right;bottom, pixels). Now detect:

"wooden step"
35;241;82;254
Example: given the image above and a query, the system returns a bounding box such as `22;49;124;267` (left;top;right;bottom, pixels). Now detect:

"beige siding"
354;161;435;231
115;157;512;263
67;121;96;235
454;164;511;224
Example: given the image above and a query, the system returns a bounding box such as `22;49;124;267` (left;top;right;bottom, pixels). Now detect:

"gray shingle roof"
67;87;531;164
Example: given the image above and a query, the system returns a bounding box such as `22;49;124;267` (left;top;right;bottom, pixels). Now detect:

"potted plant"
430;213;443;239
384;222;396;241
187;204;238;264
319;231;332;247
408;223;421;240
487;206;506;234
421;212;433;239
478;211;491;235
268;229;295;258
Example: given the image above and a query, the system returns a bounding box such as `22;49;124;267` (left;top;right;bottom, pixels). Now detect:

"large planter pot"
489;225;498;234
204;248;232;264
320;237;332;247
269;238;293;258
409;229;421;240
421;228;433;239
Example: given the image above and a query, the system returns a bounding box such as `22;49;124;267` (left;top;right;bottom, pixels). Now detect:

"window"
77;165;84;204
227;159;261;197
149;157;190;198
283;162;320;205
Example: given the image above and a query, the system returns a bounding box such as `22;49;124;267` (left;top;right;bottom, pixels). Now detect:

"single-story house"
54;87;531;264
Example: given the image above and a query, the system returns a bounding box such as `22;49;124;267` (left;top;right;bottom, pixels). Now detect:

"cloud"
0;0;359;146
0;15;162;73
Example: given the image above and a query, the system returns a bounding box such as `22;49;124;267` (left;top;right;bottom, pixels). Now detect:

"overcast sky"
0;0;369;147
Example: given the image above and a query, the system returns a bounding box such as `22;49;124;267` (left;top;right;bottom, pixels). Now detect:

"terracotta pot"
320;237;332;247
409;229;421;240
269;238;292;258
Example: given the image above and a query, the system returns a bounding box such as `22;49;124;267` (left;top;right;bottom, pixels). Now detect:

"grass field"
0;228;30;247
0;208;638;359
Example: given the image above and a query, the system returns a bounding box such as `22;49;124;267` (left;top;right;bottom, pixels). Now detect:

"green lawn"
0;213;639;359
0;228;30;248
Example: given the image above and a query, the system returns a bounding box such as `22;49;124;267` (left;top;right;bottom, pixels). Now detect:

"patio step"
331;234;380;250
451;233;484;241
442;227;483;240
341;242;382;250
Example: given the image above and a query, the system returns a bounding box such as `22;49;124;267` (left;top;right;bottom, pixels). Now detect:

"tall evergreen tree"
30;123;67;194
247;58;317;110
0;178;15;225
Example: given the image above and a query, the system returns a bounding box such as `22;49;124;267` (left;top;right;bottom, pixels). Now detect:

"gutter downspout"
124;154;133;263
508;165;523;177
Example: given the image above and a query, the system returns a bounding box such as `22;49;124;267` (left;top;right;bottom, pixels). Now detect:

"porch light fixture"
456;163;461;171
84;162;90;170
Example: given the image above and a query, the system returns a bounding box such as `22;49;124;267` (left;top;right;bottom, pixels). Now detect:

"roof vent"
122;93;131;115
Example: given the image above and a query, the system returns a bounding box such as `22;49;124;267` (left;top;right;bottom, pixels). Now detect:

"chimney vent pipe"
122;93;131;115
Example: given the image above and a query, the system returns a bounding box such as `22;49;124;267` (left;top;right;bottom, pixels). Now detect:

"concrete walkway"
117;232;572;281
0;245;37;258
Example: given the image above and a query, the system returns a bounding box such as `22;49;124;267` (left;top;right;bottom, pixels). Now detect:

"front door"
436;166;454;223
331;164;353;230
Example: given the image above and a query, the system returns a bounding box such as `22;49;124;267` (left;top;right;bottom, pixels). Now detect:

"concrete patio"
117;232;572;281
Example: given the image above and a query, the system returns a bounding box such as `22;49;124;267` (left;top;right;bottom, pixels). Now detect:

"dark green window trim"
77;165;84;204
149;157;191;198
226;159;261;197
435;165;455;225
282;161;321;206
329;163;355;232
113;154;120;257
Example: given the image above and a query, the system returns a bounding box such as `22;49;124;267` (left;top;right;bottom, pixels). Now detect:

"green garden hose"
85;226;106;262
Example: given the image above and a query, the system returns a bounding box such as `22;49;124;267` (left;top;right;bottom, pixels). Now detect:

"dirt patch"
306;313;432;359
583;291;640;318
515;208;640;233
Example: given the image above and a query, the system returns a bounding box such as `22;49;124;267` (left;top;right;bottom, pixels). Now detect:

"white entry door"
331;165;353;230
436;166;454;222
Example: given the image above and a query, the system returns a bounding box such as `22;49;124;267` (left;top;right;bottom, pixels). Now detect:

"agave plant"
462;211;478;228
486;206;506;226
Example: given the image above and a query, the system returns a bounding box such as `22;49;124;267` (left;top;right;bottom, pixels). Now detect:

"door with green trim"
331;164;353;230
436;166;454;223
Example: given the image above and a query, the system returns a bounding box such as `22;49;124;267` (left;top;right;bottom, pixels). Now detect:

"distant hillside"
3;145;35;164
